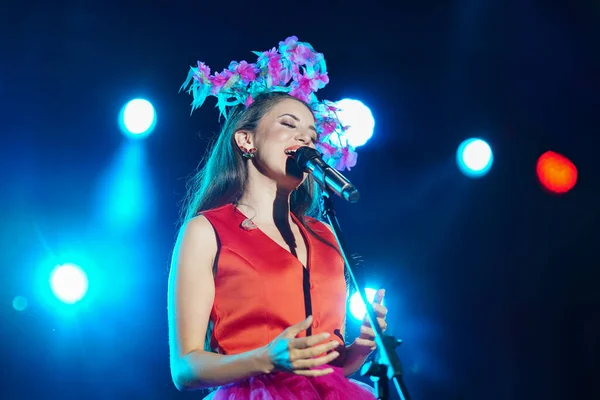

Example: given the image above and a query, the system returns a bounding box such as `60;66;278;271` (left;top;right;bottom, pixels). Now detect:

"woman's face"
242;98;318;188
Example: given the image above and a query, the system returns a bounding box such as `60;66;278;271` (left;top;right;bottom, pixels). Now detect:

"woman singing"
168;36;388;399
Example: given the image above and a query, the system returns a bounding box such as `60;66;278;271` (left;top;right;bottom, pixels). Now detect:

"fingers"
354;337;376;351
285;315;313;337
359;325;375;339
364;303;387;319
379;318;387;331
294;367;335;376
359;320;387;338
287;335;341;376
294;339;339;359
293;331;331;349
362;306;386;326
374;288;385;304
291;349;340;371
362;316;387;329
375;303;388;317
361;290;387;325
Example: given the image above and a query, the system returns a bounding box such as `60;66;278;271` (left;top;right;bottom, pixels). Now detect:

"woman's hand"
351;289;388;355
263;315;341;376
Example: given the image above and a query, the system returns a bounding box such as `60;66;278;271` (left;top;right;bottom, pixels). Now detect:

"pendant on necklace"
241;218;258;231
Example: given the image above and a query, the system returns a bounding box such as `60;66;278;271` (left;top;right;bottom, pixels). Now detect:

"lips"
284;145;304;155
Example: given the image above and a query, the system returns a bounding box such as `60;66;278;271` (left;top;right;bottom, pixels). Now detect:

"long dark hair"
180;91;322;224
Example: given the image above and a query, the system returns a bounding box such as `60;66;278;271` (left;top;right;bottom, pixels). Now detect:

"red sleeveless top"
201;204;347;362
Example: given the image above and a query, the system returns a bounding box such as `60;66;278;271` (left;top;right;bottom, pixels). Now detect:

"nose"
295;131;312;146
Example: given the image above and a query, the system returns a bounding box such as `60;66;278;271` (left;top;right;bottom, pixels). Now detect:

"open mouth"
284;145;303;155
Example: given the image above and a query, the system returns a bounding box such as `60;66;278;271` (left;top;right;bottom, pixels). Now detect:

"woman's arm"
173;347;271;390
341;289;387;377
342;342;373;377
336;315;374;377
168;216;271;390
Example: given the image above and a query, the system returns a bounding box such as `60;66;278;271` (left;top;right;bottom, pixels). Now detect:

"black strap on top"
302;267;313;337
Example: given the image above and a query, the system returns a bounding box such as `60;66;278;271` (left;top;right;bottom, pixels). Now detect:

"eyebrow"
278;113;317;133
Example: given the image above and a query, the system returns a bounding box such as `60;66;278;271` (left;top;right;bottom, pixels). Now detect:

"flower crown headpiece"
180;36;357;171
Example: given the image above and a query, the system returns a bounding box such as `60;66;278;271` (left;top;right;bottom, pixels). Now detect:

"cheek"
257;128;288;147
257;130;291;154
255;141;286;167
275;128;294;142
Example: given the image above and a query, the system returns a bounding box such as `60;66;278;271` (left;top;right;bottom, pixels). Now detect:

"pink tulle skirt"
202;366;375;400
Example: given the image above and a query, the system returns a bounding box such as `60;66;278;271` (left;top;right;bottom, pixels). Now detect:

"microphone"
291;146;360;203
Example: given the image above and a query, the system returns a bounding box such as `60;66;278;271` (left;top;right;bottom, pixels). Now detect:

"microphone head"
293;146;322;170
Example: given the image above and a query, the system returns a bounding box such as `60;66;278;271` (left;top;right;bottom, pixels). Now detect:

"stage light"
349;288;383;321
537;151;577;194
456;138;493;178
12;296;28;311
49;263;88;304
120;98;156;138
334;98;375;148
96;142;151;229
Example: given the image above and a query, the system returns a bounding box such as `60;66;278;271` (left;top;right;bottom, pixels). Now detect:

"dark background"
2;0;599;399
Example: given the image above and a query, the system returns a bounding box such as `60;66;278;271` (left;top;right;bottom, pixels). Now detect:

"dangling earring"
240;146;257;159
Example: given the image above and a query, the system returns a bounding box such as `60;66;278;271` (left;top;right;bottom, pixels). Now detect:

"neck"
236;169;295;226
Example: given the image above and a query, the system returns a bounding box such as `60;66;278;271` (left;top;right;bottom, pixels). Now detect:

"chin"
264;158;307;191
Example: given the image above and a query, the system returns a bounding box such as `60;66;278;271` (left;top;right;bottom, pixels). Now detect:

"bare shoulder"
180;215;217;250
171;215;218;277
181;214;216;240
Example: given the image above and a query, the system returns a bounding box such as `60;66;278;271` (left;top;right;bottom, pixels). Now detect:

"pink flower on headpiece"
270;56;291;86
209;69;233;95
277;63;292;86
317;142;337;158
256;48;278;67
316;143;357;171
235;61;259;84
289;79;313;103
279;36;299;52
319;119;338;138
265;50;280;68
290;64;301;80
289;43;315;65
289;70;330;102
339;148;358;170
245;94;254;107
256;48;292;86
313;52;325;69
323;101;340;113
332;148;358;171
193;61;211;83
311;71;329;89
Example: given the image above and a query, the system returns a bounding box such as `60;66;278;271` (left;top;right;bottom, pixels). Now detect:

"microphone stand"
319;190;412;400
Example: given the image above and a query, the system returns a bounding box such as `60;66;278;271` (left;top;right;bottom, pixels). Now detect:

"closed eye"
281;119;317;144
